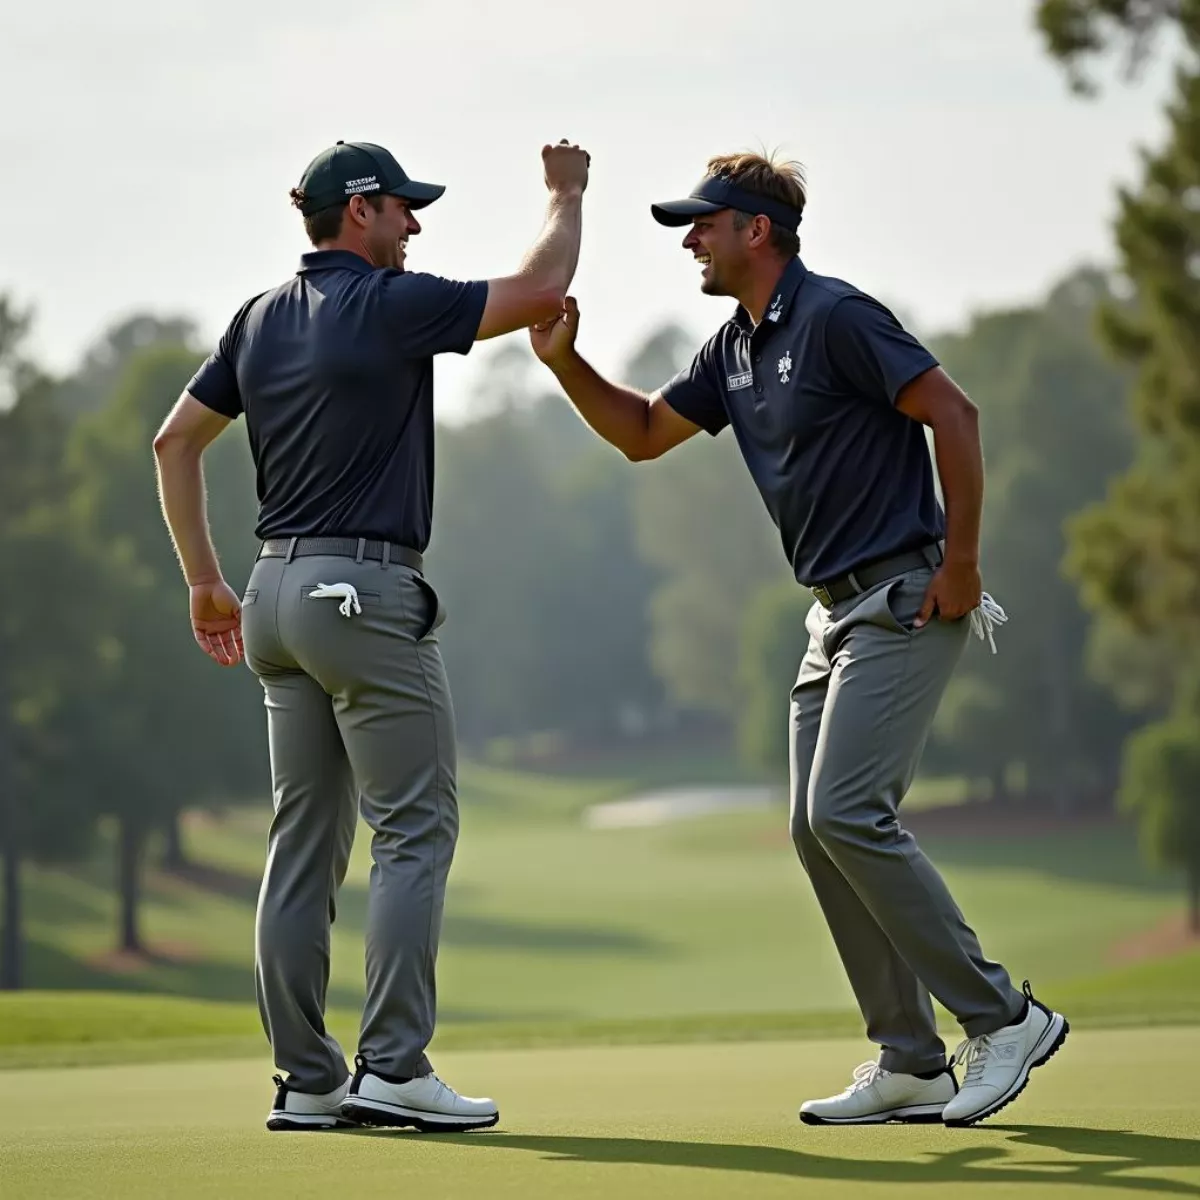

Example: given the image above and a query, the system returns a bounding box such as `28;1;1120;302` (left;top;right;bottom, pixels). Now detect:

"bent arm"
152;392;232;584
896;366;983;566
476;189;584;340
548;351;702;461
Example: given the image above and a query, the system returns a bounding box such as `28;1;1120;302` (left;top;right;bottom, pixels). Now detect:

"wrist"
549;184;584;203
549;347;585;378
942;550;980;568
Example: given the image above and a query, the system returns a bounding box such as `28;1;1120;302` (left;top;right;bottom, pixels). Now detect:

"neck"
736;256;791;325
315;235;373;263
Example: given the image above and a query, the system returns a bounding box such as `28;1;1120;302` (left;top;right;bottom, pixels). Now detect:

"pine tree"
1038;0;1200;923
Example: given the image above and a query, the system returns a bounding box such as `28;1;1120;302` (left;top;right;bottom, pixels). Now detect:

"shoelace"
845;1062;889;1094
970;592;1007;654
951;1034;992;1085
309;582;362;618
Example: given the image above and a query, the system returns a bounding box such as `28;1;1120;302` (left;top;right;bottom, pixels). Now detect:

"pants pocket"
299;585;382;606
882;578;917;635
410;574;446;641
842;577;917;638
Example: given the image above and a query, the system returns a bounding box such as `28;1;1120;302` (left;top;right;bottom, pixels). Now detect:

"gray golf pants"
789;565;1023;1074
241;549;457;1092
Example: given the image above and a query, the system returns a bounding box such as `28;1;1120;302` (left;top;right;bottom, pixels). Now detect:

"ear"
748;214;773;248
346;194;373;227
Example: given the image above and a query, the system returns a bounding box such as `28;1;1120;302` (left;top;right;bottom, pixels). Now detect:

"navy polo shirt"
187;249;487;552
660;257;945;586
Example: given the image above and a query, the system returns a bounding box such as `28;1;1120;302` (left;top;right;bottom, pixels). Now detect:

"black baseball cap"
651;174;803;232
293;141;445;216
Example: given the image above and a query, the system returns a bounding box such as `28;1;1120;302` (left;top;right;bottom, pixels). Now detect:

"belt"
811;542;943;609
257;537;424;573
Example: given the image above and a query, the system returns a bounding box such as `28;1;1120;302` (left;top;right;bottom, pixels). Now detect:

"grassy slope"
2;947;1197;1069
11;758;1196;1068
3;1029;1198;1200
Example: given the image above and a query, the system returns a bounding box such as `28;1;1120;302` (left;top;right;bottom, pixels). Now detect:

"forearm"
517;190;583;297
549;351;652;459
154;443;222;585
930;406;983;564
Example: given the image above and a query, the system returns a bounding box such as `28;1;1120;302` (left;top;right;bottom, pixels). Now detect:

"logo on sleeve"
777;352;793;384
726;371;754;391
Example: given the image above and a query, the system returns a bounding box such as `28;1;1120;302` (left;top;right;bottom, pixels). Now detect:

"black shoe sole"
265;1115;356;1132
943;1016;1070;1128
341;1101;500;1134
800;1109;945;1127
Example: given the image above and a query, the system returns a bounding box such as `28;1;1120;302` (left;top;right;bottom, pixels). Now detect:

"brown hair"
288;188;385;246
706;151;806;258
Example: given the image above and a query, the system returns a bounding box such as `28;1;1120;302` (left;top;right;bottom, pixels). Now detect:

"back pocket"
301;584;381;607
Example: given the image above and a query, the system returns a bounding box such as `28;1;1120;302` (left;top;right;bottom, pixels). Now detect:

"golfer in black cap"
153;136;589;1132
529;150;1067;1129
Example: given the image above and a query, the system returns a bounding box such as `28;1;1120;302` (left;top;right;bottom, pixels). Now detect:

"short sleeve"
824;295;938;405
186;293;267;419
187;320;245;419
658;339;729;436
380;272;488;357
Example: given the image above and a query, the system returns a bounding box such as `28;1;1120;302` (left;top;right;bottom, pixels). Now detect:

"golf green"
3;1027;1196;1198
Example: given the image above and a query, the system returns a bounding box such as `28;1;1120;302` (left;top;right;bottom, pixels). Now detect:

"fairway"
17;761;1189;1029
3;1028;1197;1199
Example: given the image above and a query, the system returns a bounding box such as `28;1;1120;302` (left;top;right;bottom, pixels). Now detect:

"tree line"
5;46;1200;979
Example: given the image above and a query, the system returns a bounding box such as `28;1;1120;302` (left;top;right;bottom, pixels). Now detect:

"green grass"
2;1029;1197;1199
3;947;1197;1071
13;759;1196;1042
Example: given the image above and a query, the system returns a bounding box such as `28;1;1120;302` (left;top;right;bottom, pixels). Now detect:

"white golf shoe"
799;1061;957;1125
266;1074;354;1131
942;981;1069;1127
341;1057;499;1132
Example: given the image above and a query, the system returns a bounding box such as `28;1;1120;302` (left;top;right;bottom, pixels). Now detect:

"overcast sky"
0;1;1177;418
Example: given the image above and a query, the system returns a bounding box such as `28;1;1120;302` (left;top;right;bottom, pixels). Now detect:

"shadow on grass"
20;937;364;1011
424;1124;1200;1195
912;824;1178;895
142;859;667;957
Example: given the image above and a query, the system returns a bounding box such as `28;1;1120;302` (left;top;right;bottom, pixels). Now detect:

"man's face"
363;195;422;271
681;209;747;296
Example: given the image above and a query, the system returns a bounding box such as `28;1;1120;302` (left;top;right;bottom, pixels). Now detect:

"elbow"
621;440;659;464
957;392;980;423
152;427;180;460
152;425;196;463
956;394;980;439
528;285;567;325
927;389;978;435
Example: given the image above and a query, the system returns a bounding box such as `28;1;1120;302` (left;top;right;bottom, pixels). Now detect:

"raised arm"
475;142;591;340
529;296;704;462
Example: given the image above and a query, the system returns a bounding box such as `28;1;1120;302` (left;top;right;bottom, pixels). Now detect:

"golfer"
153;136;589;1132
528;151;1067;1128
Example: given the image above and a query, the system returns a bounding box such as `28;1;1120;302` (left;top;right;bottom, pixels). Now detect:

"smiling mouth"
695;253;712;267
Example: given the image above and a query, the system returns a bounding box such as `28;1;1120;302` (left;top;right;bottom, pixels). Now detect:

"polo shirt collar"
297;249;377;275
731;256;809;334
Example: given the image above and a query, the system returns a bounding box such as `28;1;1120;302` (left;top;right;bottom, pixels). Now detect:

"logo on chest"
777;352;793;384
726;371;754;391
